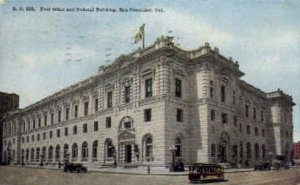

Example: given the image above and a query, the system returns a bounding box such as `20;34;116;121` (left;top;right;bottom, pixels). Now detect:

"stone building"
1;36;295;168
0;92;19;164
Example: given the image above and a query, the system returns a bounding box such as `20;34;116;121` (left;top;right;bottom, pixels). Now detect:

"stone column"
131;144;135;163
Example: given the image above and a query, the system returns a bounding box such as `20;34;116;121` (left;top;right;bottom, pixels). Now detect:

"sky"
0;0;300;140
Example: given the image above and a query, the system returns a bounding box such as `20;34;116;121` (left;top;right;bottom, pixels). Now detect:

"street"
0;166;300;185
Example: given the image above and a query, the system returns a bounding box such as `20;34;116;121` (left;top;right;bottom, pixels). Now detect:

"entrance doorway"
219;146;227;162
125;145;132;163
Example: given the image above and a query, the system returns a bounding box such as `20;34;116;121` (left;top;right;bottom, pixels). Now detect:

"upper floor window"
65;108;69;121
232;90;236;105
175;79;182;97
144;109;152;122
94;121;98;131
94;98;99;112
221;85;226;102
176;109;183;122
49;131;53;139
43;132;46;140
106;117;111;128
125;86;131;103
83;123;88;133
253;107;256;120
107;92;113;108
209;81;214;98
37;133;40;141
38;117;41;128
84;102;89;116
255;127;259;136
74;105;78;118
247;125;251;134
222;113;228;124
33;119;36;129
65;127;68;136
56;129;60;137
261;110;264;122
245;105;249;118
145;78;153;98
58;110;61;122
73;126;77;135
262;129;265;137
210;109;215;121
51;113;54;124
44;115;47;126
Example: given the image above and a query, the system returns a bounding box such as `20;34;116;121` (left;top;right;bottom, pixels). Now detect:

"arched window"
42;146;47;161
175;137;182;157
36;147;40;161
142;134;153;161
82;142;88;161
31;148;35;162
255;143;259;160
72;143;78;161
262;144;266;160
48;146;53;161
21;149;24;160
92;140;98;160
55;145;60;161
246;142;252;159
64;144;69;160
26;149;29;161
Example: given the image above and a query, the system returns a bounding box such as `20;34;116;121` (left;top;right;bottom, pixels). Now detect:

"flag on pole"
134;24;145;44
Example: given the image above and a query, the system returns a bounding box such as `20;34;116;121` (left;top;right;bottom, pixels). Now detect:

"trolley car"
188;163;224;182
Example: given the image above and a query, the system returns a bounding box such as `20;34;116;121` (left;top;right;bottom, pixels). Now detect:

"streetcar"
188;163;225;182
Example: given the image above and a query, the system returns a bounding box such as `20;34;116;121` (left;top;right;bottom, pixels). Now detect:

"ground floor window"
72;143;78;161
82;142;88;161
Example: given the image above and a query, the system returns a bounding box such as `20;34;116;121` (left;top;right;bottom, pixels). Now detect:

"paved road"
0;166;300;185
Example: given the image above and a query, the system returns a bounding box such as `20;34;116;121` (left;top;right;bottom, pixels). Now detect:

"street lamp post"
169;145;177;172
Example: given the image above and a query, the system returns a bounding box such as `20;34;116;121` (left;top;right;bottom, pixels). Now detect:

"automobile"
188;163;224;183
63;163;87;173
254;162;272;171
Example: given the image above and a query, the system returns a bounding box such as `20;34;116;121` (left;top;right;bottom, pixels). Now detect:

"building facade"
293;142;300;160
0;92;19;164
1;36;295;168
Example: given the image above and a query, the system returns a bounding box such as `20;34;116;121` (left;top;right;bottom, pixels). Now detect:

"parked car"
254;162;272;171
63;163;87;173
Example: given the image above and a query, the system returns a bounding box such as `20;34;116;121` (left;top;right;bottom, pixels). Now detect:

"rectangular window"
38;117;41;128
73;126;77;135
84;102;89;116
94;98;99;112
245;105;249;118
210;109;215;121
106;117;111;128
43;132;46;140
144;109;152;122
175;78;182;97
247;125;251;134
94;121;98;131
233;116;237;126
83;123;88;133
58;111;61;122
64;127;68;136
44;115;47;126
221;85;226;102
176;109;183;122
262;129;265;137
125;86;131;103
56;129;60;137
222;113;228;124
232;90;236;105
74;105;78;118
27;136;29;143
49;131;52;139
37;133;40;141
253;107;256;120
51;113;54;124
209;81;214;98
145;78;153;98
239;123;242;132
255;127;259;136
211;144;216;157
261;110;264;122
32;135;34;142
22;137;24;143
107;92;113;108
66;108;69;121
33;119;36;129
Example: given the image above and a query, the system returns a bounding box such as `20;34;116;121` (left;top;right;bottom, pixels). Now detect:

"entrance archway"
125;145;132;163
219;132;230;162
